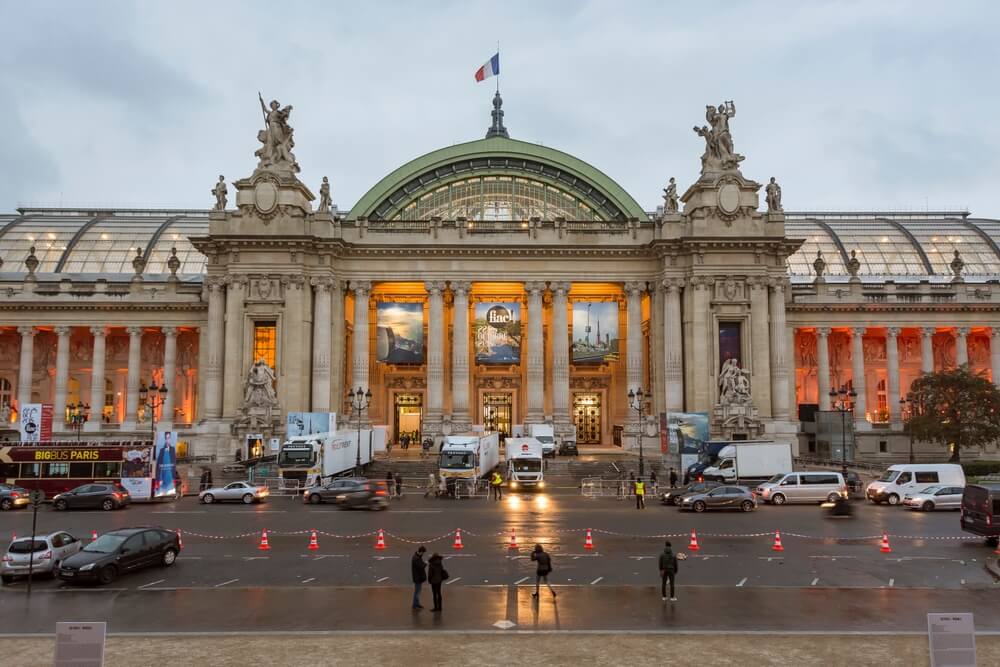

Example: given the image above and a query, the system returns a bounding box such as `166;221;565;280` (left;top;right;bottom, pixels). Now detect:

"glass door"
394;393;423;446
573;393;602;444
482;393;512;439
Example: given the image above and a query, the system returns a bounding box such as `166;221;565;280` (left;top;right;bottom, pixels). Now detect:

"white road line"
811;578;819;586
373;556;400;560
376;577;389;583
214;579;239;588
301;578;315;584
138;579;165;589
175;556;203;560
231;510;286;513
736;577;747;587
514;576;530;585
152;511;206;514
445;577;461;585
888;578;895;587
590;577;603;585
391;510;442;514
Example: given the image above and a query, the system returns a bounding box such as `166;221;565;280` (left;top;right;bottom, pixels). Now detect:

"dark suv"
52;483;131;511
961;483;1000;547
58;527;181;585
304;478;388;510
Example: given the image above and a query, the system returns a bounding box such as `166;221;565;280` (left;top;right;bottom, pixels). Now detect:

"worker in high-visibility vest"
491;470;504;501
635;479;646;510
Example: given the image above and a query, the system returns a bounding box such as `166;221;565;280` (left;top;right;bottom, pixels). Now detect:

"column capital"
54;326;71;337
689;276;709;290
524;281;546;296
886;326;901;338
624;281;645;297
768;278;787;293
747;276;768;290
550;281;571;296
17;326;36;337
223;274;248;289
351;280;372;297
424;280;447;296
956;326;970;336
449;280;471;296
310;276;335;292
816;327;831;337
662;277;683;293
922;327;936;337
162;326;178;337
89;326;108;338
852;326;867;337
126;326;144;337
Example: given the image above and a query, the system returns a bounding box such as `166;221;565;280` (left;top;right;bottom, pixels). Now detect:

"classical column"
663;278;684;412
921;327;935;374
787;326;799;422
86;327;107;432
690;278;711;411
53;326;71;430
122;326;143;429
350;281;371;415
16;326;36;408
816;328;831;411
222;277;246;417
203;277;226;419
851;327;868;429
886;327;901;427
955;327;969;366
161;327;178;428
450;281;472;429
749;278;771;417
311;278;333;412
550;282;571;432
768;280;789;420
329;281;345;411
625;281;644;395
991;328;1000;388
524;281;546;424
425;281;446;434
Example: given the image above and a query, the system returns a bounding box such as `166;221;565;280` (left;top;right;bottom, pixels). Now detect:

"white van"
755;471;847;505
866;464;966;505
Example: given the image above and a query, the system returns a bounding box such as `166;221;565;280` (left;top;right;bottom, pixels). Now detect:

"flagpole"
496;40;500;94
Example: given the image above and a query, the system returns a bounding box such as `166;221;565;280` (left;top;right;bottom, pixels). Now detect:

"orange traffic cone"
584;528;594;550
508;528;519;549
688;529;700;552
879;532;892;553
258;529;271;551
772;531;785;552
175;529;184;549
375;528;386;550
91;530;98;541
308;529;319;551
453;529;464;550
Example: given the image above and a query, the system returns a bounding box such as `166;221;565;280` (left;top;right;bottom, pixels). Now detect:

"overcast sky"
1;1;998;216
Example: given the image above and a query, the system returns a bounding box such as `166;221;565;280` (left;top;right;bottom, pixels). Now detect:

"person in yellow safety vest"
491;470;503;501
635;479;646;510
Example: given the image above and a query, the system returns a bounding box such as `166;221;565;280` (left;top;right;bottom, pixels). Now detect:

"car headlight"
510;481;518;489
537;481;545;488
80;563;96;571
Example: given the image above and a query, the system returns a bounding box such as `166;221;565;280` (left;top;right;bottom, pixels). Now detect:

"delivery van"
865;464;966;505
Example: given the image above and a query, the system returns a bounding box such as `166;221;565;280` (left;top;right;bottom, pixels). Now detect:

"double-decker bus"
0;441;155;498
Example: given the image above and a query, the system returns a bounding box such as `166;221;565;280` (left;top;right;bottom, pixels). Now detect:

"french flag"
474;53;500;83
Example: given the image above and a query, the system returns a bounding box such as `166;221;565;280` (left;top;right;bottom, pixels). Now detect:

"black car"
0;483;30;511
961;482;1000;547
661;480;721;505
558;441;579;456
52;483;131;511
304;478;388;510
58;527;181;585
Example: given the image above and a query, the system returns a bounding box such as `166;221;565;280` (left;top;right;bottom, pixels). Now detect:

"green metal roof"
347;136;648;221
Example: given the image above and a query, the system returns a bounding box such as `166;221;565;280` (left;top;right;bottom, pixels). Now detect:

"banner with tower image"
571;301;619;363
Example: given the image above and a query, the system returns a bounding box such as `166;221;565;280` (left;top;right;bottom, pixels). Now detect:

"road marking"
301;578;316;584
152;511;205;514
373;556;399;560
493;620;516;630
757;557;782;562
214;579;239;588
628;556;656;560
138;579;165;589
445;577;462;585
175;556;203;560
695;554;729;560
514;577;530;585
444;554;477;559
241;556;269;561
888;578;895;588
809;556;856;561
231;510;286;513
303;554;349;560
590;577;603;585
391;510;442;514
736;577;747;587
811;578;819;586
376;577;389;583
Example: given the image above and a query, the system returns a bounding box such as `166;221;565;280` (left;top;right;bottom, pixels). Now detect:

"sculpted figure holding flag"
255;94;300;174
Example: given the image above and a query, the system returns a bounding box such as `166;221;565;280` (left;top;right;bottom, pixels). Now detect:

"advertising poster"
474;302;521;364
153;431;178;498
19;403;41;442
286;412;334;439
667;412;710;472
376;302;424;364
120;445;153;500
40;404;53;441
571;302;619;363
246;433;264;460
659;412;669;455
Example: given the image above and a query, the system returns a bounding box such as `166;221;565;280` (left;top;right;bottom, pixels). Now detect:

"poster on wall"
19;403;41;442
474;302;521;364
120;445;153;500
376;302;424;364
571;302;619;363
286;412;335;439
667;412;710;472
245;433;264;460
153;431;178;498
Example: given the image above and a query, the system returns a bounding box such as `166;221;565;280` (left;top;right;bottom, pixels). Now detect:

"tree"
906;365;1000;462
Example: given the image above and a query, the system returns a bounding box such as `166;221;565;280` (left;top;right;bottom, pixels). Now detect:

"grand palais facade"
2;96;999;464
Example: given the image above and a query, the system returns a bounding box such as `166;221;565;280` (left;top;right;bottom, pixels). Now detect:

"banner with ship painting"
474;302;521;364
375;302;424;364
571;301;619;363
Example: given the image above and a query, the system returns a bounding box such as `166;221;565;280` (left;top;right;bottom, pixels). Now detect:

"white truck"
439;432;501;480
528;424;556;458
505;437;545;490
702;441;792;483
277;429;380;489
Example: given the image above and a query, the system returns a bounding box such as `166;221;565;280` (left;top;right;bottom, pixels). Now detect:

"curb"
986;555;1000;582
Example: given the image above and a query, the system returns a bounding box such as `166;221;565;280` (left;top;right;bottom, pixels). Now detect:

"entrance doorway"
573;393;602;444
482;393;512;438
394;393;423;446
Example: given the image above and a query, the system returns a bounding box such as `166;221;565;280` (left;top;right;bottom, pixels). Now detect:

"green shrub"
961;461;1000;477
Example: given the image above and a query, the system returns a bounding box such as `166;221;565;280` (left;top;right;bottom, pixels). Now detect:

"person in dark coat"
669;467;679;489
530;544;556;598
411;545;427;609
427;552;449;611
394;472;403;499
659;540;679;602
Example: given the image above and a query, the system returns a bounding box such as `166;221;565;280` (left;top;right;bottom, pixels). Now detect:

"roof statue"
693;100;744;175
485;91;509;139
317;176;332;213
212;175;228;211
766;177;783;212
254;93;300;175
663;177;679;214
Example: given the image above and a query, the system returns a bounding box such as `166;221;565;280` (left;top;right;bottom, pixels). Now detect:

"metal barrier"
455;478;490;499
582;478;659;498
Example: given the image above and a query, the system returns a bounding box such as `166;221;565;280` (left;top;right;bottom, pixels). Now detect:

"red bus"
0;442;154;497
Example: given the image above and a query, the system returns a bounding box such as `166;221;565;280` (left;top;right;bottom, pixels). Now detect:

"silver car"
904;485;965;511
2;531;83;584
199;481;270;504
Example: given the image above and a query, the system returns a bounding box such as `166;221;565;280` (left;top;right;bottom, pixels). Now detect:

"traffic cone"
879;532;892;554
688;529;700;552
258;529;271;551
308;529;319;551
772;530;785;552
175;529;184;549
508;528;519;549
91;530;98;542
375;528;386;550
584;528;594;550
453;529;464;550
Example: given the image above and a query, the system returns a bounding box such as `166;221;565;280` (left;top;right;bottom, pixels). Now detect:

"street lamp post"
900;392;916;464
828;385;857;478
628;388;649;476
347;387;372;476
139;381;168;441
67;401;90;443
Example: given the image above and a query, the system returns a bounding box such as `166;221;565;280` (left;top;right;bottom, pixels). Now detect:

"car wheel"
161;548;178;567
97;565;117;585
0;498;12;511
101;499;115;511
54;499;68;511
309;493;322;504
1;574;14;585
771;494;786;505
887;494;900;506
741;500;754;512
242;493;254;504
693;500;706;513
922;501;934;512
202;494;214;504
827;493;841;504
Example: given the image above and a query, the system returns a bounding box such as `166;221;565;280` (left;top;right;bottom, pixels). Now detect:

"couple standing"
411;545;448;611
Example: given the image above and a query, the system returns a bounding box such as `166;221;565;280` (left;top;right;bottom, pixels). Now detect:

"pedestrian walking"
395;472;404;499
491;470;503;501
425;472;437;498
411;546;427;609
617;470;626;500
659;540;679;601
682;468;691;486
401;434;410;450
530;544;556;598
635;477;646;509
669;467;679;489
628;472;636;499
649;470;658;495
427;552;449;612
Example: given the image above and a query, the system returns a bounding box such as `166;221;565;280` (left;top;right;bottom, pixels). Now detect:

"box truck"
278;430;379;488
438;432;501;480
528;424;556;458
505;437;545;490
701;441;792;483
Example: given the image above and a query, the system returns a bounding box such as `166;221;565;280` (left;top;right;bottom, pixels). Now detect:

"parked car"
558;441;579;456
961;482;1000;547
661;480;721;505
304;478;388;510
199;481;269;504
904;485;965;511
2;531;83;584
866;464;966;505
755;472;847;505
302;477;367;504
679;485;756;513
52;483;131;511
57;527;180;585
0;484;31;511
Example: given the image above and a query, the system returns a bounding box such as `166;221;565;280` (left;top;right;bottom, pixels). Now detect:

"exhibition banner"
571;302;619;363
286;412;335;439
667;412;710;471
121;444;154;500
154;431;178;498
375;302;424;363
474;302;521;364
